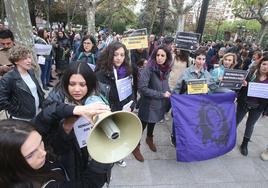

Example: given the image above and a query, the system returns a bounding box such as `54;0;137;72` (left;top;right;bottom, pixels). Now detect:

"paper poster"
73;117;93;148
247;82;268;99
115;76;132;101
37;55;46;65
34;44;52;55
187;79;208;94
121;28;148;50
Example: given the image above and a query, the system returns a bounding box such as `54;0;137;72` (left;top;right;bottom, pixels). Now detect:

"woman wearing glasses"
71;35;98;71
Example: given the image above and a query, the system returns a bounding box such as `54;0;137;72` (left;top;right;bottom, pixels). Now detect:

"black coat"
33;86;112;188
0;68;44;119
96;70;135;112
237;70;268;114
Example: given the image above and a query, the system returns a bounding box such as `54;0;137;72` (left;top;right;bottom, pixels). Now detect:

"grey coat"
138;66;170;123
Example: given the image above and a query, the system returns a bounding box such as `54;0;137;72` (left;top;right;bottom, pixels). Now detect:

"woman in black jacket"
0;119;106;188
33;61;111;188
0;45;44;121
237;55;268;156
95;41;135;167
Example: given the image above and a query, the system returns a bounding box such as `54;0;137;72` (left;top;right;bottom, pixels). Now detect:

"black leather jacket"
0;68;44;119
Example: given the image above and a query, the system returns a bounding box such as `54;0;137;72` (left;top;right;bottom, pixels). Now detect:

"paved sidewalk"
109;114;268;188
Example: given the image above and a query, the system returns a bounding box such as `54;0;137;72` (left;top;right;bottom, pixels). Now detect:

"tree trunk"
146;0;158;35
176;14;185;32
85;0;96;35
258;23;268;46
4;0;40;80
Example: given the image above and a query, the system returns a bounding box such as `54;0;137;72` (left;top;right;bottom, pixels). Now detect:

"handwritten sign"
219;69;248;90
247;82;268;99
121;28;148;50
187;79;208;94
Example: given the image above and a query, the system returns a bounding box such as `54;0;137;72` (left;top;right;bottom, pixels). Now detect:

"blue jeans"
236;102;263;139
40;58;52;86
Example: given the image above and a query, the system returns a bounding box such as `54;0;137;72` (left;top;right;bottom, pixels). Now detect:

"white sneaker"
116;160;127;167
260;149;268;161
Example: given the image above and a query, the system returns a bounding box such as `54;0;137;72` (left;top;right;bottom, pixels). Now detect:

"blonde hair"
220;52;237;68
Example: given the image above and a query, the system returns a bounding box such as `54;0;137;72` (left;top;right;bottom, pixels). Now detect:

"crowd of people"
0;26;268;187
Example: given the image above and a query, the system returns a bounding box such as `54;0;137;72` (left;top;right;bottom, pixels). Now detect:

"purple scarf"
115;64;127;79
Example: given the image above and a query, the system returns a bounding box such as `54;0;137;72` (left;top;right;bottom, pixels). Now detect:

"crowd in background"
0;25;268;188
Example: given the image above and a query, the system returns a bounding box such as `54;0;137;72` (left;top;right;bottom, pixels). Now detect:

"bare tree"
141;0;159;35
84;0;105;34
169;0;198;32
232;0;268;45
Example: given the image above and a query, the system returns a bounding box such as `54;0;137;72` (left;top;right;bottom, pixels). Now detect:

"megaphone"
87;111;142;164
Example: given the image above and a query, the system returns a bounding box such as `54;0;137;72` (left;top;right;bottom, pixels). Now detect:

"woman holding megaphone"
33;61;112;188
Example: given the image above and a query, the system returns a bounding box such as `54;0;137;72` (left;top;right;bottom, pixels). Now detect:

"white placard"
115;76;132;101
247;82;268;99
122;100;133;111
37;55;46;65
34;44;52;55
87;63;96;71
73;117;93;148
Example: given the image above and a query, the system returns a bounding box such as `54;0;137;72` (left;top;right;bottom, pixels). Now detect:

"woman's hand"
242;80;247;87
163;91;171;98
73;103;110;123
63;116;78;134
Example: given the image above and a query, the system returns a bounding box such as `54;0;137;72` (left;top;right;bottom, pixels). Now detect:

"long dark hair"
174;49;190;65
61;61;97;103
95;41;132;76
0;119;61;188
79;34;97;54
147;45;172;72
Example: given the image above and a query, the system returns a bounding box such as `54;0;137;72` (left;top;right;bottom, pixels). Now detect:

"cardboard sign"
247;82;268;99
121;28;148;50
219;69;248;90
187;79;208;94
175;32;200;51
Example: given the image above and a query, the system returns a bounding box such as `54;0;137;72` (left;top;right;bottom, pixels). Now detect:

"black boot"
240;137;250;156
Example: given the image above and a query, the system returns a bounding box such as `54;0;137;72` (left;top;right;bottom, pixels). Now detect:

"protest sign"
175;32;200;51
34;44;52;55
187;79;208;94
73;117;93;148
219;69;248;90
247;82;268;99
171;92;236;162
121;28;148;50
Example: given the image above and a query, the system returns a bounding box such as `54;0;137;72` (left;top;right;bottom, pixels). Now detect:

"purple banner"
171;92;236;162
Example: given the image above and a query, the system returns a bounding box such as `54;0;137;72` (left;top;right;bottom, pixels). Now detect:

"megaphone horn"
87;111;142;164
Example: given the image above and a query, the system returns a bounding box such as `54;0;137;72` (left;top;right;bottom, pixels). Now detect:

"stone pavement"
109;113;268;188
